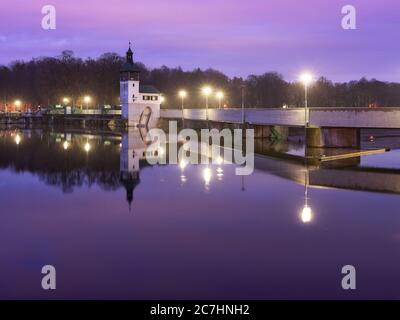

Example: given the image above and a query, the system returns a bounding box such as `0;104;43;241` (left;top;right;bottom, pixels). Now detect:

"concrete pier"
306;127;360;148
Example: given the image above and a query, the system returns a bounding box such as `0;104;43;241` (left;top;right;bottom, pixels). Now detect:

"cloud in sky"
1;0;400;81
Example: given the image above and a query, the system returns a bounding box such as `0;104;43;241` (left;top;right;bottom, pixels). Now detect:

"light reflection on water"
0;129;400;299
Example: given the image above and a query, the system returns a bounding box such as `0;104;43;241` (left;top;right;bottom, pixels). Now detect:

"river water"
0;128;399;299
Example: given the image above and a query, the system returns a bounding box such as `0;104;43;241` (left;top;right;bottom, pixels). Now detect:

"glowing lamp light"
178;90;187;98
84;96;91;104
63;141;69;150
203;167;212;185
160;96;165;103
179;159;188;170
301;206;313;224
300;72;314;86
84;142;91;152
15;134;21;145
14;100;22;108
202;86;212;96
216;156;223;165
216;91;224;99
63;98;70;104
157;147;166;158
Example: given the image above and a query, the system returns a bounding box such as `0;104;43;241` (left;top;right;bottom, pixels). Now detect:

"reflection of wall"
120;127;149;175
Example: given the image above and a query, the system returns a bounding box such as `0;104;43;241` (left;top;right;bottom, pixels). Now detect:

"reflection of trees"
0;132;122;193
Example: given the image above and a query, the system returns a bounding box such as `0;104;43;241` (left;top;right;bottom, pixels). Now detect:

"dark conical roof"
121;42;141;73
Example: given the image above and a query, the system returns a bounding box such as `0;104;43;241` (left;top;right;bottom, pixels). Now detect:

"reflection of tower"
120;127;149;211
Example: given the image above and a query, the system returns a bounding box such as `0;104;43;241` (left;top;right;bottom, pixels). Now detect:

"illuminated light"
301;206;313;224
202;86;212;96
119;143;122;148
216;91;224;99
178;90;187;98
63;97;70;104
63;141;69;150
84;142;91;152
369;136;375;142
217;167;224;180
282;104;288;109
180;174;187;183
158;147;165;156
299;72;314;86
84;96;91;104
160;96;165;103
216;156;223;165
14;100;22;108
15;134;21;145
179;159;188;170
203;167;212;185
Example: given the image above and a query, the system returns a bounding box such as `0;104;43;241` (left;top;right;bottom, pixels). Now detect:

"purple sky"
1;0;400;81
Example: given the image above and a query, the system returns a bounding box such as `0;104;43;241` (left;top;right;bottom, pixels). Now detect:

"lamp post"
202;86;212;121
216;91;224;109
299;73;313;127
178;90;187;124
63;97;70;106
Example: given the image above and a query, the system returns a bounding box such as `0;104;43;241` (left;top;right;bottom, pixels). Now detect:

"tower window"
132;83;135;87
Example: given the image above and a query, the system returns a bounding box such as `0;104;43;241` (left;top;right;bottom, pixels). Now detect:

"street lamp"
14;100;22;112
299;72;314;127
216;91;224;109
84;96;91;110
63;97;70;105
202;86;212;121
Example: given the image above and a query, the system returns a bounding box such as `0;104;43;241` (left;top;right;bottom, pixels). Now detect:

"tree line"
1;50;400;110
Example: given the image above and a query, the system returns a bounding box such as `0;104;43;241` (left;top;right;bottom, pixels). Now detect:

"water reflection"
1;128;400;299
301;168;313;224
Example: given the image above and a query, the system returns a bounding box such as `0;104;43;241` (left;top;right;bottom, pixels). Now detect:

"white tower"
120;43;161;127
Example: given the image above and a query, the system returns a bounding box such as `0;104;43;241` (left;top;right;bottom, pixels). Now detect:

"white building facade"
120;44;161;127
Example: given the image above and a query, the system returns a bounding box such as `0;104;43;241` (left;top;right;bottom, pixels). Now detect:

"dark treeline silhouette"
1;50;400;109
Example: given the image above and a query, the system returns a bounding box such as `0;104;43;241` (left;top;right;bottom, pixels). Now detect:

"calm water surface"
0;129;400;299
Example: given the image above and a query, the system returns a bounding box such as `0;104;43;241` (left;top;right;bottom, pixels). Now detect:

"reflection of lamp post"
15;133;21;145
216;91;224;109
179;159;187;184
301;168;313;224
241;85;245;124
84;141;91;153
299;72;313;127
203;167;212;188
202;86;212;121
179;90;187;125
63;141;69;150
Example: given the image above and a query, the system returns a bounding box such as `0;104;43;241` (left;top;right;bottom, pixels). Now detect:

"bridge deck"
161;108;400;129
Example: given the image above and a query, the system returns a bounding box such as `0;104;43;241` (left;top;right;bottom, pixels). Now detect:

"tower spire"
126;42;133;64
